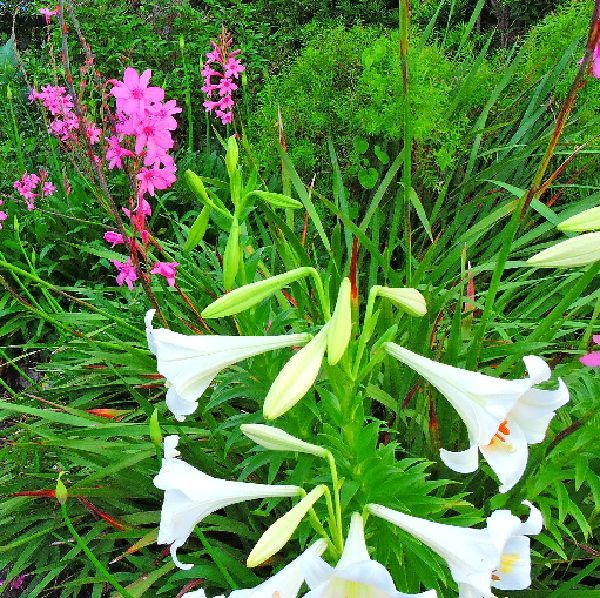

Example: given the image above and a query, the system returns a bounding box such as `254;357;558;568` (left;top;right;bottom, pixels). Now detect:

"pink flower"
42;182;56;196
224;56;245;79
580;334;600;367
136;164;176;197
218;78;237;95
134;117;174;163
0;201;7;229
150;261;179;287
147;100;181;131
105;135;133;169
111;257;137;290
86;122;102;145
104;231;125;247
39;6;59;24
110;68;165;116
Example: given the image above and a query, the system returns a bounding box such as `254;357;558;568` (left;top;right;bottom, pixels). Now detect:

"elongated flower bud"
202;267;314;318
374;286;427;316
527;232;600;268
222;217;240;290
558;206;600;232
55;472;68;505
327;278;352;365
241;423;328;458
225;135;239;178
247;485;326;567
249;190;303;209
263;324;329;419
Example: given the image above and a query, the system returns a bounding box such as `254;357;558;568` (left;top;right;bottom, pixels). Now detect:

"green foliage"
248;24;492;190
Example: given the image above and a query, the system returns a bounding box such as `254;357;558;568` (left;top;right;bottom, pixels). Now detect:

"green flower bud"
149;408;162;446
247;485;326;567
327;277;352;365
558;207;600;232
374;286;427;316
527;232;600;268
55;472;68;505
241;423;328;458
222;217;240;290
202;267;314;318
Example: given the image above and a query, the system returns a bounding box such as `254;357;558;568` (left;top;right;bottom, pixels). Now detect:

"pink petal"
123;68;139;89
139;69;152;88
580;351;600;367
593;335;600;345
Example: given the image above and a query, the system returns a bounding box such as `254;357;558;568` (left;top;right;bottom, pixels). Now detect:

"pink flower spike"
580;352;600;367
111;258;137;290
104;231;125;247
150;261;179;287
218;78;237;95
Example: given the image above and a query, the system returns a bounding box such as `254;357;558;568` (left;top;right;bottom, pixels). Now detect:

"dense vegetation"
0;0;599;596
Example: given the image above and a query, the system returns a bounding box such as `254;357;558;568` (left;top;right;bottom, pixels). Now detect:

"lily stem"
326;451;345;553
61;502;134;598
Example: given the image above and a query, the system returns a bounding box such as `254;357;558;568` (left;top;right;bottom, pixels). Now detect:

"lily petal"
146;310;310;420
154;436;301;570
480;418;528;493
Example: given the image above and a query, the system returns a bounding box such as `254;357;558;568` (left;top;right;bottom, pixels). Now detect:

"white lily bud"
558;206;600;232
327;277;352;365
247;485;326;567
263;324;329;420
526;232;600;268
241;424;328;458
374;286;427;316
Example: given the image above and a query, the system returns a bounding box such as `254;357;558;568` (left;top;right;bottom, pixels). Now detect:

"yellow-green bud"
225;135;239;178
55;471;68;505
558;207;600;232
241;423;327;458
247;485;326;567
248;190;303;209
149;408;162;446
527;232;600;268
263;324;329;420
374;286;427;316
202;267;314;318
327;277;352;365
222;217;240;290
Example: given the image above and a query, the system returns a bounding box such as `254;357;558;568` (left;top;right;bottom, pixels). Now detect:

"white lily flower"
154;435;301;570
369;502;543;598
385;344;568;492
263;324;329;419
182;540;327;598
302;512;437;597
145;309;310;421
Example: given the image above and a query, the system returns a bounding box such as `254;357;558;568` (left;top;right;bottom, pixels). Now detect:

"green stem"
326;451;344;552
308;508;338;558
352;285;379;379
309;268;331;321
61;502;134;598
399;0;413;286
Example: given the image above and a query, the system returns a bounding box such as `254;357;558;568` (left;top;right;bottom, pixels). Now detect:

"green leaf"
358;167;379;190
183;205;211;253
